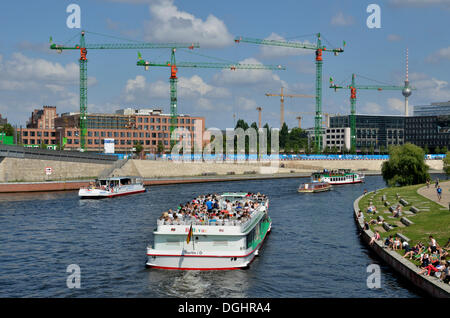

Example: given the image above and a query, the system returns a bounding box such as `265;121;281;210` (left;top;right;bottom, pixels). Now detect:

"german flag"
186;224;193;244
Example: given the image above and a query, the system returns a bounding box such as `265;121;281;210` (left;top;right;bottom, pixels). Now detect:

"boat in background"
298;182;331;193
78;176;146;199
311;169;364;185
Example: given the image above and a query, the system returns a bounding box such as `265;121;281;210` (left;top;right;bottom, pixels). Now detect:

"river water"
0;175;435;298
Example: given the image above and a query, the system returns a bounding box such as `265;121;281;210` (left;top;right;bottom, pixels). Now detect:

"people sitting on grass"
403;243;424;260
369;230;381;245
393;204;402;218
367;204;377;214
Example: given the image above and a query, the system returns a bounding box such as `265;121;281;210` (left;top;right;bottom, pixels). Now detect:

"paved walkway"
417;179;450;208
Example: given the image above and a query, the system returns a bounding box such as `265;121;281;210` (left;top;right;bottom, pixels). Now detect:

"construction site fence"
148;154;446;161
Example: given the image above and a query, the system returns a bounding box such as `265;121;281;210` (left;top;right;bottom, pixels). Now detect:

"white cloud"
236;97;257;111
387;97;405;112
360;102;382;114
330;11;355;26
123;74;230;104
258;33;313;59
393;72;450;103
426;46;450;63
0;53;98;124
142;0;233;48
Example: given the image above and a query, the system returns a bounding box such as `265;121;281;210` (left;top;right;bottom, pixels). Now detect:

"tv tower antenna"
402;48;412;116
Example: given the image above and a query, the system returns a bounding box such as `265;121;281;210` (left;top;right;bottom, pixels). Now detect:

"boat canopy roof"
97;176;141;181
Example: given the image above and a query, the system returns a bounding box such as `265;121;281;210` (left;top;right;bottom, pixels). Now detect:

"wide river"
1;175;440;298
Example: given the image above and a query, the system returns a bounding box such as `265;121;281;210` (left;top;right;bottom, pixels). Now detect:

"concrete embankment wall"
109;159;443;178
353;193;450;298
0;157;111;182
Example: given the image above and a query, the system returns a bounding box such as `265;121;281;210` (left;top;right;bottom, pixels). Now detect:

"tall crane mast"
330;73;415;151
50;30;199;151
265;87;314;128
235;33;345;152
256;107;262;129
137;50;285;138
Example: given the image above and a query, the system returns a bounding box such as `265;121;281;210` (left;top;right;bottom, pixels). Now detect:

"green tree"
0;123;14;136
279;122;289;151
369;145;374;155
381;143;430;186
379;145;386;155
442;146;448;154
434;146;441;154
156;141;164;155
444;151;450;176
423;145;429;154
134;141;144;156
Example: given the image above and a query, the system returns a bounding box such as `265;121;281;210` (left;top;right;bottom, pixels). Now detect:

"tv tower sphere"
402;84;412;97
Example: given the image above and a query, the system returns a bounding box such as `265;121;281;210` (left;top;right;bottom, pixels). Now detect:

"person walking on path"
435;177;439;188
437;185;442;202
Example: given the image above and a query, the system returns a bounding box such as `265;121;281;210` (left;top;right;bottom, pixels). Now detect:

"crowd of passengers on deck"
157;193;267;226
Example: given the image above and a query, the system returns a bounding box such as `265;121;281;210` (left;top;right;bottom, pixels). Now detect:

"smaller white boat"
79;176;146;199
298;182;331;193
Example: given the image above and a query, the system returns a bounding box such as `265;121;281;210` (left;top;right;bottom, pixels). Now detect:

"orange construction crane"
265;87;314;127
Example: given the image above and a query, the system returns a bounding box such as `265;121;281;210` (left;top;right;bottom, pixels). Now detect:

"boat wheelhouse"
298;182;331;193
311;169;364;185
146;192;271;270
78;176;146;199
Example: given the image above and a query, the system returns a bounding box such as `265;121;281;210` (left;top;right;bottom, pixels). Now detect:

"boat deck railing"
156;202;267;229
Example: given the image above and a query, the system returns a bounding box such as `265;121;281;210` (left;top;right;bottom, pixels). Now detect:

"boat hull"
79;187;146;199
146;223;271;270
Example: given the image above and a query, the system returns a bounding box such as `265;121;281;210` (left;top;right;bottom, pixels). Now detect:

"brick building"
19;106;205;153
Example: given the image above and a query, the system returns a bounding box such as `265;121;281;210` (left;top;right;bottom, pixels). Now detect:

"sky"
0;0;449;130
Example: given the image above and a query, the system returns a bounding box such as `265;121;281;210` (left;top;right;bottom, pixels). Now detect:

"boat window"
246;228;256;249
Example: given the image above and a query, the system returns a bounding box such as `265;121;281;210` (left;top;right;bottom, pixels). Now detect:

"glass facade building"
413;101;450;116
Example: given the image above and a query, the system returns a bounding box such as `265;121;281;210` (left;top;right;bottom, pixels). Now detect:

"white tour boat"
78;176;146;199
311;169;364;185
146;192;271;270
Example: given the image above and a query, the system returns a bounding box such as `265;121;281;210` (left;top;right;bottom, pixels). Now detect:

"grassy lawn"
358;183;450;266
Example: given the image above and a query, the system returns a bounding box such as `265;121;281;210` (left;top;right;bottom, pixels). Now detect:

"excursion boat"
146;192;271;270
311;169;364;185
298;181;331;193
78;176;146;199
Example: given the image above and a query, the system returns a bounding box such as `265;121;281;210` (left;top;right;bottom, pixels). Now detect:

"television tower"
402;48;412;116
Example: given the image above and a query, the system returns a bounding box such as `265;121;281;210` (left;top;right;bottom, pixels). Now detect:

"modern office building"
413;101;450;117
18;106;205;153
330;114;405;150
405;115;450;150
323;127;351;151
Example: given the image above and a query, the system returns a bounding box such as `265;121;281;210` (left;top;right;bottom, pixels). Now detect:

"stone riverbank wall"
353;192;450;298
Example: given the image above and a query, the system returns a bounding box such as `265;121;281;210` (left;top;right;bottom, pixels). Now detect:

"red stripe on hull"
146;223;271;270
146;265;242;271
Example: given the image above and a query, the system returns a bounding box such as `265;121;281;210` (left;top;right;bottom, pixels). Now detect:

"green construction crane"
329;73;416;151
49;30;199;151
235;33;345;153
137;49;286;139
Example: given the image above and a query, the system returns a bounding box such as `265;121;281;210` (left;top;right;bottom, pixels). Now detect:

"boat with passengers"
298;181;331;193
311;169;364;185
78;176;146;199
146;192;271;270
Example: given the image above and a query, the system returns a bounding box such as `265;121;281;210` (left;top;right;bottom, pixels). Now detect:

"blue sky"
0;0;449;129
